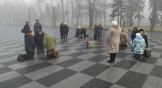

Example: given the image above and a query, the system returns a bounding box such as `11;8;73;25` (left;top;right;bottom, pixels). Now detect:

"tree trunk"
104;0;106;26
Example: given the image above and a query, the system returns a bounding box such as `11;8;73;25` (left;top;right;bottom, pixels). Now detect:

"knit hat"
65;23;67;25
112;21;117;26
136;33;141;36
79;26;81;28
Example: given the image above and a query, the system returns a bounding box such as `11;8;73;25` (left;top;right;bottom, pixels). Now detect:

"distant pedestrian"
63;23;69;39
94;23;98;40
34;19;42;33
23;21;30;34
97;24;103;39
106;21;121;63
17;30;35;60
43;32;58;57
120;29;128;48
131;33;146;60
34;30;45;54
60;22;64;39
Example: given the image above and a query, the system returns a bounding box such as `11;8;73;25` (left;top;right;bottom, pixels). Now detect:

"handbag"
87;41;95;49
144;50;151;57
21;29;25;33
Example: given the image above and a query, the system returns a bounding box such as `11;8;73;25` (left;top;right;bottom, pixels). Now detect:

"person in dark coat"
23;21;30;34
17;31;35;60
131;27;138;42
60;23;64;39
34;19;42;33
94;23;99;40
34;30;45;54
75;27;88;38
97;24;103;39
63;23;69;39
139;29;148;55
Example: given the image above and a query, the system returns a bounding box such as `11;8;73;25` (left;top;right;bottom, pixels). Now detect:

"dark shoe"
17;54;22;60
107;60;113;63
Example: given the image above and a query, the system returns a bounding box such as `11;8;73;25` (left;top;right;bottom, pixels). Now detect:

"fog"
0;0;161;27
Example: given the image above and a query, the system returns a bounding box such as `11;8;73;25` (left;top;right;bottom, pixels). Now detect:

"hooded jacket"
106;25;121;53
131;35;146;54
131;27;138;41
34;32;44;47
25;34;35;52
43;33;57;50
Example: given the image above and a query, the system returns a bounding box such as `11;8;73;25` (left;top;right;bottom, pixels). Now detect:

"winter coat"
62;25;69;34
24;24;30;34
34;23;42;32
43;33;57;50
34;32;44;47
97;24;103;37
141;30;148;48
120;31;128;45
106;25;121;53
25;34;35;52
94;25;98;36
131;27;138;41
131;35;146;54
75;28;87;37
60;23;64;34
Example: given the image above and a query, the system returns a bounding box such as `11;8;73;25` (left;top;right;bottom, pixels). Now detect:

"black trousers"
94;36;97;40
119;44;128;47
81;33;87;38
22;52;34;59
63;34;68;39
110;53;116;61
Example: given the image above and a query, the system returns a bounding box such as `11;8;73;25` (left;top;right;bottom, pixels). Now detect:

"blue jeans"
37;46;45;53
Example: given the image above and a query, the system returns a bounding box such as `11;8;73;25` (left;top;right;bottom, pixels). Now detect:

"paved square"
0;26;162;88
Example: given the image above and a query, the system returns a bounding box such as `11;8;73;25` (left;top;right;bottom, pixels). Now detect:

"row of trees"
0;0;162;27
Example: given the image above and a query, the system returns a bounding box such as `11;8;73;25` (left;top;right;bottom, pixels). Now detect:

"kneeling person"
43;33;58;57
75;27;88;38
131;33;146;60
34;30;45;54
17;31;35;60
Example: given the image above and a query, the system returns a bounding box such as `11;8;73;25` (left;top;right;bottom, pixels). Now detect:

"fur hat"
136;33;141;36
112;21;117;26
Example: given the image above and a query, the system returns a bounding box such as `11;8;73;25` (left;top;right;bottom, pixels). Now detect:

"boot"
56;51;59;58
107;54;113;63
17;54;22;60
53;52;57;57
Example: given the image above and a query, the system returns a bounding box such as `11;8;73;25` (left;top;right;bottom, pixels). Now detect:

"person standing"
60;23;64;39
43;32;58;57
34;19;42;33
34;30;45;54
106;21;121;63
23;21;30;34
63;23;69;39
131;33;146;60
17;31;35;60
139;29;148;55
94;23;98;40
131;27;138;42
97;24;103;40
120;29;128;48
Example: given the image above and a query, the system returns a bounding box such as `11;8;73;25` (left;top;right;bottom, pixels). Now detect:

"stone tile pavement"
0;26;162;88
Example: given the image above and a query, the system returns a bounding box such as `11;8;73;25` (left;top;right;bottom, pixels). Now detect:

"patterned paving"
0;25;162;88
